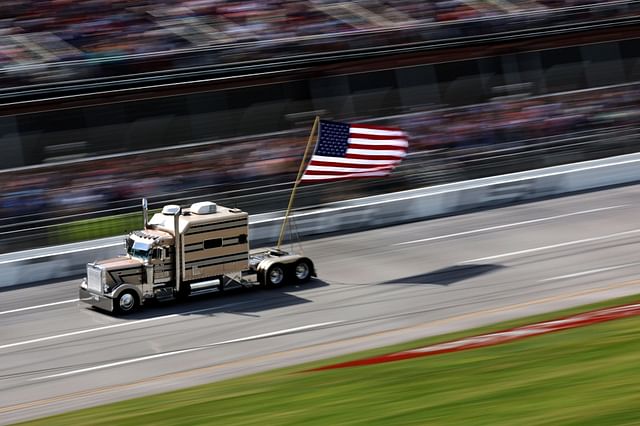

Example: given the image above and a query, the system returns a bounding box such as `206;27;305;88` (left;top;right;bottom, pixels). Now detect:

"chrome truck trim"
86;263;104;294
79;287;115;311
174;208;182;293
142;198;148;229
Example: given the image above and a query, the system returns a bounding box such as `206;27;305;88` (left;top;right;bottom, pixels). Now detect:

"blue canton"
316;121;350;157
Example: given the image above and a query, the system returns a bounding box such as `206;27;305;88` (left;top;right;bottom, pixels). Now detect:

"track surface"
1;185;639;424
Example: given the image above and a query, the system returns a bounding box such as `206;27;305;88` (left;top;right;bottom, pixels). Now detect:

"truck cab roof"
147;202;248;236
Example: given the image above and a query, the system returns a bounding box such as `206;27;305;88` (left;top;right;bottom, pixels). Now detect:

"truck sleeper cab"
79;201;315;314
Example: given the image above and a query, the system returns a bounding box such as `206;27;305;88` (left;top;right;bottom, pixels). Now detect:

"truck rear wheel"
115;290;138;315
294;259;312;283
266;264;286;287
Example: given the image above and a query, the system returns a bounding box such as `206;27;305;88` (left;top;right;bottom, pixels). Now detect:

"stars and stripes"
300;120;408;183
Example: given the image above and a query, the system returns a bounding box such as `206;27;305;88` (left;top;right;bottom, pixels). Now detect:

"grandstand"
1;0;637;85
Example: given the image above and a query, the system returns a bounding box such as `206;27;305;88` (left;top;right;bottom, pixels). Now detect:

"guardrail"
1;152;639;288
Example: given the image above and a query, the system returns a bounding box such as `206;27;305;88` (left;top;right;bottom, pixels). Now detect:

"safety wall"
1;153;639;288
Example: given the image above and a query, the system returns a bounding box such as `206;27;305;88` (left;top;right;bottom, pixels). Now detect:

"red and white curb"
310;302;640;371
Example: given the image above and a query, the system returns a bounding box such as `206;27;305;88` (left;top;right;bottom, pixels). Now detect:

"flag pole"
277;116;320;249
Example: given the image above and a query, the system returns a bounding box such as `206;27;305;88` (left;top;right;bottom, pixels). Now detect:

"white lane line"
34;348;204;380
32;321;342;380
540;263;640;282
212;321;341;344
462;229;640;264
0;301;250;351
0;299;78;315
394;205;627;246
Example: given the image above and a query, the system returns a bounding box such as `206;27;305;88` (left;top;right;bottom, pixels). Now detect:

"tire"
293;259;312;283
115;290;139;315
266;264;286;287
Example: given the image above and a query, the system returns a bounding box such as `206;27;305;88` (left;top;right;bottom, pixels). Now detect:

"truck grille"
87;264;103;293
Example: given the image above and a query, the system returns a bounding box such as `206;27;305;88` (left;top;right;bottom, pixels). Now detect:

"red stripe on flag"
300;175;391;183
302;167;393;176
350;124;402;131
348;144;408;151
345;154;405;161
349;133;406;140
308;160;392;169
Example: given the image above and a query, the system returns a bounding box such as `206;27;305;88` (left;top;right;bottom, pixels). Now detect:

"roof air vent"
191;201;217;215
162;205;181;215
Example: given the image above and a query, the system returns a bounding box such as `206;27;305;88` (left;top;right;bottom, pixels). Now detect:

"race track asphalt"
1;184;639;424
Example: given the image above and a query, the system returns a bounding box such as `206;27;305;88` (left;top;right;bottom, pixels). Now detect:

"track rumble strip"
309;302;640;371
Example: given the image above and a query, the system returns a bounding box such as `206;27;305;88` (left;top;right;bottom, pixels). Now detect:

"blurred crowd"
399;85;640;152
1;0;636;84
1;83;638;219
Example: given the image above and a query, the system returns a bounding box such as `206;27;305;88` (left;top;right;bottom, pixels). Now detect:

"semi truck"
79;199;315;314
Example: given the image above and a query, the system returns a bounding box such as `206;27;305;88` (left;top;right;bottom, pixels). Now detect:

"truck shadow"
380;264;504;286
105;278;330;320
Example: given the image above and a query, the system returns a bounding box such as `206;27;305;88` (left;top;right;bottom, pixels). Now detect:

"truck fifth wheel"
79;200;315;314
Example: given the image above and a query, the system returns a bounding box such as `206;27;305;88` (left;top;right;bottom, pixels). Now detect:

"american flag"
300;120;408;183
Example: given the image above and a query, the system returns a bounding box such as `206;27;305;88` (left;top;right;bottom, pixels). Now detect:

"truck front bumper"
79;288;115;312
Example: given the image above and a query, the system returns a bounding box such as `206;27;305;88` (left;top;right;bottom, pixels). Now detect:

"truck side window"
204;238;223;249
239;234;247;244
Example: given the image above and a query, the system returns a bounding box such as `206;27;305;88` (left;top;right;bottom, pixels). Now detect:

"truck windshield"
127;239;153;261
129;248;150;260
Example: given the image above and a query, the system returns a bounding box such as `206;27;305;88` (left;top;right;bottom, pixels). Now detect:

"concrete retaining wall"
2;153;639;288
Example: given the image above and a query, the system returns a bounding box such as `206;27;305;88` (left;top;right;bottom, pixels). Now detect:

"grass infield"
18;294;640;425
51;213;142;245
51;209;162;245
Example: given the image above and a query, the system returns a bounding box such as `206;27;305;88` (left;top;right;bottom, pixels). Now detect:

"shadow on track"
381;264;504;286
83;278;330;320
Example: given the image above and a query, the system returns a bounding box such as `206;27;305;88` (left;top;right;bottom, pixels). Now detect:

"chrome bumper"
79;288;115;312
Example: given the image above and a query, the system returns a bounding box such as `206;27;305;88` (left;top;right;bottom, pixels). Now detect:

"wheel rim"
269;267;284;285
295;263;309;280
119;293;135;311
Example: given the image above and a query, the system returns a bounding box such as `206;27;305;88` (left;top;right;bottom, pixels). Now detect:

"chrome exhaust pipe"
173;208;182;293
142;198;149;229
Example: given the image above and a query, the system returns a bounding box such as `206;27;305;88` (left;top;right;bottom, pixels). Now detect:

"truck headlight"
103;284;112;293
80;278;88;289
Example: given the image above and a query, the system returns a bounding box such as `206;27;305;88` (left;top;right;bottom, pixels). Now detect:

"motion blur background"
0;0;639;252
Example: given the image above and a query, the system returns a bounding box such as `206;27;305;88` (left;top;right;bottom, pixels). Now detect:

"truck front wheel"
115;290;139;315
266;264;286;287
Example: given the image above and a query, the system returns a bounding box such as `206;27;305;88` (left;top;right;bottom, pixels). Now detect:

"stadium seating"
0;0;635;83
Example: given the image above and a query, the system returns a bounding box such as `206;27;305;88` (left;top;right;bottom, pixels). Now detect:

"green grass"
19;295;640;426
51;210;160;245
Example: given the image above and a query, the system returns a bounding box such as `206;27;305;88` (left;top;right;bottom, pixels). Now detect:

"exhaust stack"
173;208;182;293
142;198;148;229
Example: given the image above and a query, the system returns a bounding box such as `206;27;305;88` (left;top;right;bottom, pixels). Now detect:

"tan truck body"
80;200;315;314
